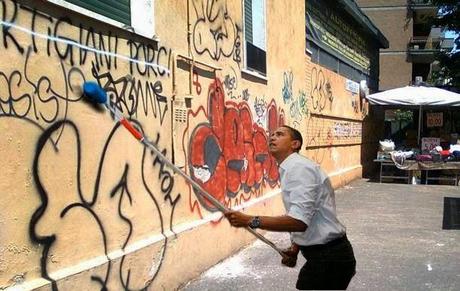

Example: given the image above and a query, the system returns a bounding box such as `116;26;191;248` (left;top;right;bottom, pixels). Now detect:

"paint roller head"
83;81;107;104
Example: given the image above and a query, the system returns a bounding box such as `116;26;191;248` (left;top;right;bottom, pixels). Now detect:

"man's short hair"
281;125;303;152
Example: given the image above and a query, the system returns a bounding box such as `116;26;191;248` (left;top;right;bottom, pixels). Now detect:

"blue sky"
444;31;459;53
445;31;458;38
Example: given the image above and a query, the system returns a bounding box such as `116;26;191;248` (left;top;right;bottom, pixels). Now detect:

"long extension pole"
82;82;286;257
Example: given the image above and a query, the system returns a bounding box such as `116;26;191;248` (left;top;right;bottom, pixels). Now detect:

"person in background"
225;125;356;290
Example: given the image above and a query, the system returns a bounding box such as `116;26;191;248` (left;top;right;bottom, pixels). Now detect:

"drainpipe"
170;0;194;165
170;52;177;164
187;0;195;95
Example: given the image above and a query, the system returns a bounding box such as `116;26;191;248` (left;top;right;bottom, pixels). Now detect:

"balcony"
409;0;437;15
408;36;441;63
409;0;435;8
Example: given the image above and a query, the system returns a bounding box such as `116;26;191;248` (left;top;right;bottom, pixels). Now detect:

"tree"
426;0;460;88
430;0;460;32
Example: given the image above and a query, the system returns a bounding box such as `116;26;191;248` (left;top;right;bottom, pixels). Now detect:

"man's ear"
291;140;301;151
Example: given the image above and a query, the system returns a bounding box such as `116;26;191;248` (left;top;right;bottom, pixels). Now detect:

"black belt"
299;234;348;252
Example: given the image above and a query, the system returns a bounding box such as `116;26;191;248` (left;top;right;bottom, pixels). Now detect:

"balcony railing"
408;36;441;51
409;0;436;10
410;0;434;6
407;36;456;63
408;36;439;63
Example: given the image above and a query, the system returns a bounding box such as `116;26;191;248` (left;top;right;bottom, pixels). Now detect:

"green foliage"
430;50;460;87
430;0;460;32
424;0;460;87
395;109;414;122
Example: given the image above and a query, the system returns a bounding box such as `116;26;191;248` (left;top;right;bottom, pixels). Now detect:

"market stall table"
374;159;460;185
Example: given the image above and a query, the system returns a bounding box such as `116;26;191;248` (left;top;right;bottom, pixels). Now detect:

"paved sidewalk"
181;179;460;291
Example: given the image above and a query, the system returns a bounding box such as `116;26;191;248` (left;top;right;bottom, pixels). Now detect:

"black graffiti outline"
2;0;170;76
192;0;240;63
29;120;174;290
311;67;333;112
91;67;168;125
1;0;25;54
0;46;85;144
127;40;171;78
223;67;238;99
305;116;328;164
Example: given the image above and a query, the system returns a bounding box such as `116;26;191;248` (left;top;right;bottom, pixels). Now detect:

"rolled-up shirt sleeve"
284;164;319;227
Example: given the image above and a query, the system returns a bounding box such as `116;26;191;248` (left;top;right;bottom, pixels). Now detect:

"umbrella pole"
418;106;422;146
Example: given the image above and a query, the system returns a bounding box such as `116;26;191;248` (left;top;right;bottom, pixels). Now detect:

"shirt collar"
279;152;298;171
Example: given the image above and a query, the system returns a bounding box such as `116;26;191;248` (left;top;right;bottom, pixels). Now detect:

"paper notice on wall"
345;79;359;94
421;137;440;151
426;112;443;128
131;0;155;38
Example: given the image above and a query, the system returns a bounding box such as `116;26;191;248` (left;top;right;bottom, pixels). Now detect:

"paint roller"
82;81;289;259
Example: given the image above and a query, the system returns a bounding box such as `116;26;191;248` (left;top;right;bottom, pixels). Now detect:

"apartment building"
357;0;454;90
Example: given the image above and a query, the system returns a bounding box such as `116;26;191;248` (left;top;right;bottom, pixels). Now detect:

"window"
47;0;155;39
65;0;131;25
244;0;266;75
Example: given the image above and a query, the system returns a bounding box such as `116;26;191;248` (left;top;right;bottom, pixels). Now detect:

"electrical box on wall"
173;96;192;124
172;96;193;168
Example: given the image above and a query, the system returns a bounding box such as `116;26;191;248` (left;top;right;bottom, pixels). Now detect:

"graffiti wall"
301;61;368;182
0;0;179;289
0;0;371;290
186;78;284;213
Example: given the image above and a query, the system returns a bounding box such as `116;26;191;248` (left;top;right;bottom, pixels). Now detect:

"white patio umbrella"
366;86;460;144
366;86;460;106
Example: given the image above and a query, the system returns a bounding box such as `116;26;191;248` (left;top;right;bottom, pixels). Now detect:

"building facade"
357;0;454;90
0;0;385;289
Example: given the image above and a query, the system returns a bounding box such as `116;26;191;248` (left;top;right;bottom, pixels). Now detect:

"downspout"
170;52;177;164
171;0;194;164
187;0;195;95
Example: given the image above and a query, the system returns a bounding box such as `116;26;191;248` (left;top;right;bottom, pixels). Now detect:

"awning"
366;85;460;145
366;86;460;106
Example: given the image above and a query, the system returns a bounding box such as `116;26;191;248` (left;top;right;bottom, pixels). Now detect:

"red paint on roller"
120;118;143;140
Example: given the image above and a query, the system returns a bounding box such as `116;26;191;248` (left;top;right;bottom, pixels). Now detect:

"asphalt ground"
181;179;460;291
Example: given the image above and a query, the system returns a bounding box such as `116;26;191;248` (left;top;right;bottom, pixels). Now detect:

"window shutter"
244;0;266;74
65;0;131;25
244;0;253;44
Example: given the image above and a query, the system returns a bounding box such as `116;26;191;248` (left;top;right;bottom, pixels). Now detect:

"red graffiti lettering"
188;79;284;211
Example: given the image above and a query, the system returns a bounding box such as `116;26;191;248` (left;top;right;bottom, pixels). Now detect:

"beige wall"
362;8;412;52
380;54;413;90
357;1;414;90
0;0;369;289
304;60;367;187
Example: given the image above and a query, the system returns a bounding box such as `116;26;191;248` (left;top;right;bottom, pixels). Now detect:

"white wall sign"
421;137;440;151
345;79;359;94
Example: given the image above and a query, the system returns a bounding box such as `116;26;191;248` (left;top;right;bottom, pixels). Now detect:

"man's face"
269;127;297;158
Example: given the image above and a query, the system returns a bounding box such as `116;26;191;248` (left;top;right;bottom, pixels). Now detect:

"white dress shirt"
279;153;346;246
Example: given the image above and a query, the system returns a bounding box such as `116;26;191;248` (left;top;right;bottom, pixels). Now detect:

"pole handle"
120;118;144;141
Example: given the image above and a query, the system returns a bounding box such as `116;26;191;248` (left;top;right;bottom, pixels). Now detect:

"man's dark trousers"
296;235;356;290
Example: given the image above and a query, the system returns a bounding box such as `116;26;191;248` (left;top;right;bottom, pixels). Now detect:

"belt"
299;234;348;252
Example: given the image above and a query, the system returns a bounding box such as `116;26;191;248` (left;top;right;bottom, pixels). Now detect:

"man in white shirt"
225;125;356;290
